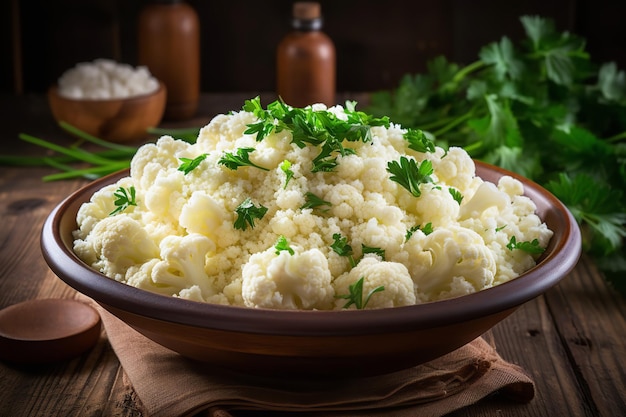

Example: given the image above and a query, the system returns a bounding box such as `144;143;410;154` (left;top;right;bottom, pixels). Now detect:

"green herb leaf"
330;233;356;267
110;186;137;215
335;277;385;309
301;192;331;211
362;245;385;260
404;128;435;153
280;160;294;188
506;236;545;254
178;154;207;175
234;198;268;231
449;187;464;204
274;235;295;255
218;148;269;171
405;222;434;241
387;157;434;197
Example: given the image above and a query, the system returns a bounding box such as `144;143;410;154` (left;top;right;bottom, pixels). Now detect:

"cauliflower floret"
179;192;229;241
241;246;334;310
150;233;216;300
412;185;461;228
196;111;257;152
433;147;477;190
74;215;159;280
130;136;191;190
143;169;186;222
333;256;416;309
406;225;496;301
459;181;509;220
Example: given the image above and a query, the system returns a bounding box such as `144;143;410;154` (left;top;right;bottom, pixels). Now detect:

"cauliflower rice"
72;99;553;310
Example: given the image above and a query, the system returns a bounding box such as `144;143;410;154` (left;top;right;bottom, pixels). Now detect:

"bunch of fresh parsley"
366;15;626;294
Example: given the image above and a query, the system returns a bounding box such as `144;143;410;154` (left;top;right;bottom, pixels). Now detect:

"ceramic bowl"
47;82;166;143
40;161;581;378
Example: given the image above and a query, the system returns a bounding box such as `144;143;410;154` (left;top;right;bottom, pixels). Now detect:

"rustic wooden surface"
0;93;624;417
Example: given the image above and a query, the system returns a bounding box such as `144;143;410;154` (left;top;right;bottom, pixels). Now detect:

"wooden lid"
293;2;321;20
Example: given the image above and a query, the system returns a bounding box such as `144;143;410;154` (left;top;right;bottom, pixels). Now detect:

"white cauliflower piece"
151;234;216;300
74;215;159;280
459;181;509;220
333;256;416;309
406;225;496;301
241;246;334;310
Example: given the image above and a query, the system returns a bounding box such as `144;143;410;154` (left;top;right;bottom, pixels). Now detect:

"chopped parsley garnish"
178;153;207;175
110;186;137;215
405;222;434;241
218;147;268;171
234;198;268;231
362;244;385;260
274;235;294;255
280;160;294;188
331;233;356;267
301;192;332;211
335;277;385;310
506;236;545;254
404;128;435;153
449;187;464;204
387;157;434;197
242;96;390;172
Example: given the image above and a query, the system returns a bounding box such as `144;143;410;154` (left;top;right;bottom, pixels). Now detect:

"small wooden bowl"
47;82;167;143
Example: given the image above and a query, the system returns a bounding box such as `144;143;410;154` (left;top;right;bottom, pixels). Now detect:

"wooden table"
1;92;624;417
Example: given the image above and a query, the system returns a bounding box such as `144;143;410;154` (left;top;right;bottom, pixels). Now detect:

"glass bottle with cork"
137;0;200;121
276;2;336;108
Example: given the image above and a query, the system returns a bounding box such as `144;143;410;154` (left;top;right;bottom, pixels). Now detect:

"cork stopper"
293;2;321;20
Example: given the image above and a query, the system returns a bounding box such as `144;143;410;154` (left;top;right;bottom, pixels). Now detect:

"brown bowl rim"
41;160;581;337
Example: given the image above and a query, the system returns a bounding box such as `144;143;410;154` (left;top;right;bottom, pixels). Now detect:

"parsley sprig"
178;154;207;174
301;192;332;212
367;15;626;292
280;160;294;188
331;233;385;267
274;235;295;255
234;198;268;231
387;157;434;197
243;97;390;172
335;277;385;310
218;147;269;171
110;186;137;215
507;236;546;254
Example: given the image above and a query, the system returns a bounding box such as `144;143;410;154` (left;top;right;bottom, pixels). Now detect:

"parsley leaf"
218;147;269;171
234;198;268;231
274;235;295;255
301;192;331;211
280;160;294;188
449;187;464;204
178;153;207;175
404;128;435;153
335;277;385;310
387;157;434;197
110;186;137;215
406;222;434;241
506;236;545;254
331;233;356;267
362;245;385;260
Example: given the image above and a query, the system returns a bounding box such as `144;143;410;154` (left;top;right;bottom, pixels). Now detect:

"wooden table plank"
543;256;626;415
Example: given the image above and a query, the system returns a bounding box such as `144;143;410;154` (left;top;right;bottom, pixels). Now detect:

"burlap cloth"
88;299;535;417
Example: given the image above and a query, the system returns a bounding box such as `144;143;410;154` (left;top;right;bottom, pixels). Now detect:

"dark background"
2;0;625;95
